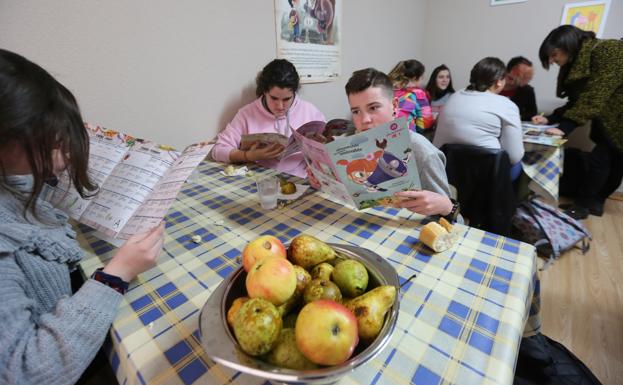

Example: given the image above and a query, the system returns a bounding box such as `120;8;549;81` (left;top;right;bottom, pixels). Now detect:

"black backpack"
514;333;602;385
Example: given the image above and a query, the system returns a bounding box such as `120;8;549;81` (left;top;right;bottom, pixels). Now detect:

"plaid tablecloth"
77;161;540;385
521;142;564;202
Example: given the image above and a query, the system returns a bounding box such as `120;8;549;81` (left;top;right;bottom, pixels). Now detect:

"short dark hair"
255;59;300;97
507;56;533;71
388;59;426;88
538;25;595;69
425;64;455;101
344;68;394;100
467;57;507;92
0;49;96;216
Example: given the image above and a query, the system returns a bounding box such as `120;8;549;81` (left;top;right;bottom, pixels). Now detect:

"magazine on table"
291;118;421;210
45;124;213;240
521;122;567;147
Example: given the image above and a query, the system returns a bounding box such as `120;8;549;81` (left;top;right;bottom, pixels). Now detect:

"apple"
246;256;297;305
295;300;359;365
242;235;286;272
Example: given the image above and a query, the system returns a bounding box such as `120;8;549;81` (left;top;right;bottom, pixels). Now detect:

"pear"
277;265;312;317
344;285;396;341
293;265;312;297
232;298;282;356
332;259;369;298
289;234;336;269
227;296;250;328
266;328;318;370
303;278;342;304
311;262;334;281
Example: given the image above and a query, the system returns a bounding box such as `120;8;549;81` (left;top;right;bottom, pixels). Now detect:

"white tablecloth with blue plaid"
77;160;540;385
522;142;564;201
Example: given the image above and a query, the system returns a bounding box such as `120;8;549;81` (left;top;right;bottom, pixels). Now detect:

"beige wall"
0;0;427;149
423;0;623;115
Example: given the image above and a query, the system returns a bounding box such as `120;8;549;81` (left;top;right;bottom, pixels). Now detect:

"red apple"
295;300;359;365
246;256;297;306
242;235;286;272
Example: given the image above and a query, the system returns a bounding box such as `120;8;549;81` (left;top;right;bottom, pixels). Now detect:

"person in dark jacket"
532;25;623;219
500;56;538;121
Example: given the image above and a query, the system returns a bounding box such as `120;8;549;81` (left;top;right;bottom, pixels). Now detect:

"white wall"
422;0;623;191
0;0;427;149
423;0;623;115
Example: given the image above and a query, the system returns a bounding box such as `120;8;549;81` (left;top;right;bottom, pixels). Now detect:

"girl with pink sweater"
211;59;325;177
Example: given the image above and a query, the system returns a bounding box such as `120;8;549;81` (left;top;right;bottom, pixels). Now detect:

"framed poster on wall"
560;0;611;37
490;0;527;6
274;0;341;83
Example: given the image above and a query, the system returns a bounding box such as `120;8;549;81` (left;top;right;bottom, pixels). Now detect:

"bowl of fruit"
198;234;400;384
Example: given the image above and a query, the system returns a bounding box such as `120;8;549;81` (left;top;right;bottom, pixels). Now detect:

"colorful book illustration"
292;118;421;209
521;122;567;147
45;124;213;239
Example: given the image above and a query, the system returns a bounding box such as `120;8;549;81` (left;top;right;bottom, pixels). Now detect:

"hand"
247;142;284;161
394;190;453;216
103;222;165;282
531;115;549;125
545;127;565;136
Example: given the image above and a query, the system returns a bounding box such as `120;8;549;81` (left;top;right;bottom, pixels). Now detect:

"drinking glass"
256;176;278;209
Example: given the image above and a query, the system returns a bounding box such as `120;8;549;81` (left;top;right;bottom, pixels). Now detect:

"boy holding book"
345;68;458;219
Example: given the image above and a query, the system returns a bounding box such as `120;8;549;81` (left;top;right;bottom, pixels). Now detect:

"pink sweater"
211;96;325;177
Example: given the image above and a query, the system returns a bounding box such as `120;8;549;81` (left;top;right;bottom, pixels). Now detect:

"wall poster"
275;0;341;83
561;0;610;37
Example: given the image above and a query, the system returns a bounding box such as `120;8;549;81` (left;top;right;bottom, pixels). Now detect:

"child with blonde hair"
388;60;434;138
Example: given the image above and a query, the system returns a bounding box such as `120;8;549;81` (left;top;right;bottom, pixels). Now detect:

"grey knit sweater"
0;175;122;385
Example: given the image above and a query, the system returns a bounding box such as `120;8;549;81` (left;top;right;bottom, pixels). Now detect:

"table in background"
77;161;540;385
521;139;565;202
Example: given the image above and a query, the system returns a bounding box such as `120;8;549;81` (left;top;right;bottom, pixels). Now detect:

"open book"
522;122;567;147
45;124;213;240
292;118;421;209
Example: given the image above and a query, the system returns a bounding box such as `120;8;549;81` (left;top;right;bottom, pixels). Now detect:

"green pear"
232;298;282;356
344;285;396;341
303;278;342;304
266;328;318;370
311;262;334;281
293;265;312;297
289;235;336;269
332;259;369;298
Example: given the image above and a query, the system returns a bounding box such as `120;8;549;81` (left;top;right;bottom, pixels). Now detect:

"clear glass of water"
256;176;278;209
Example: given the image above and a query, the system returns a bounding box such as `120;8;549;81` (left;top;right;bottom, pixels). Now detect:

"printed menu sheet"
45;125;213;239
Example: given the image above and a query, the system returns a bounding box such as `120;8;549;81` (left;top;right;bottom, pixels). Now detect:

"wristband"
443;199;460;223
91;268;129;294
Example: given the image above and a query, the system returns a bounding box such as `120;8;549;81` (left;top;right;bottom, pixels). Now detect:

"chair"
440;144;516;236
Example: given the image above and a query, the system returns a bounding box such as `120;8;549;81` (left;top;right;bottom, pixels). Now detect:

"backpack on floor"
514;333;603;385
512;198;591;267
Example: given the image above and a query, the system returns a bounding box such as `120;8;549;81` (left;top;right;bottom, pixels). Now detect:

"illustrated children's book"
292;118;421;209
45;124;213;239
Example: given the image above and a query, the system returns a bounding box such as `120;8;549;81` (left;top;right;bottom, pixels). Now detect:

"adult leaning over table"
0;49;164;385
531;25;623;220
210;58;325;177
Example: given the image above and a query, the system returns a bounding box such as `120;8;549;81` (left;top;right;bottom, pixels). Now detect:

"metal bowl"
198;243;400;384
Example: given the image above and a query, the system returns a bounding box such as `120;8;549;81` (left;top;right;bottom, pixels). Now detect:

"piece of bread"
419;221;456;252
439;217;453;233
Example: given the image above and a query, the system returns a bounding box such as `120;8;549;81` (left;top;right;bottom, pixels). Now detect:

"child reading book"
344;68;458;219
0;49;164;385
210;59;325;177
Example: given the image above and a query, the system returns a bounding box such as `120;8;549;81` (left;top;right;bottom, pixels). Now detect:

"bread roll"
419;221;456;252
